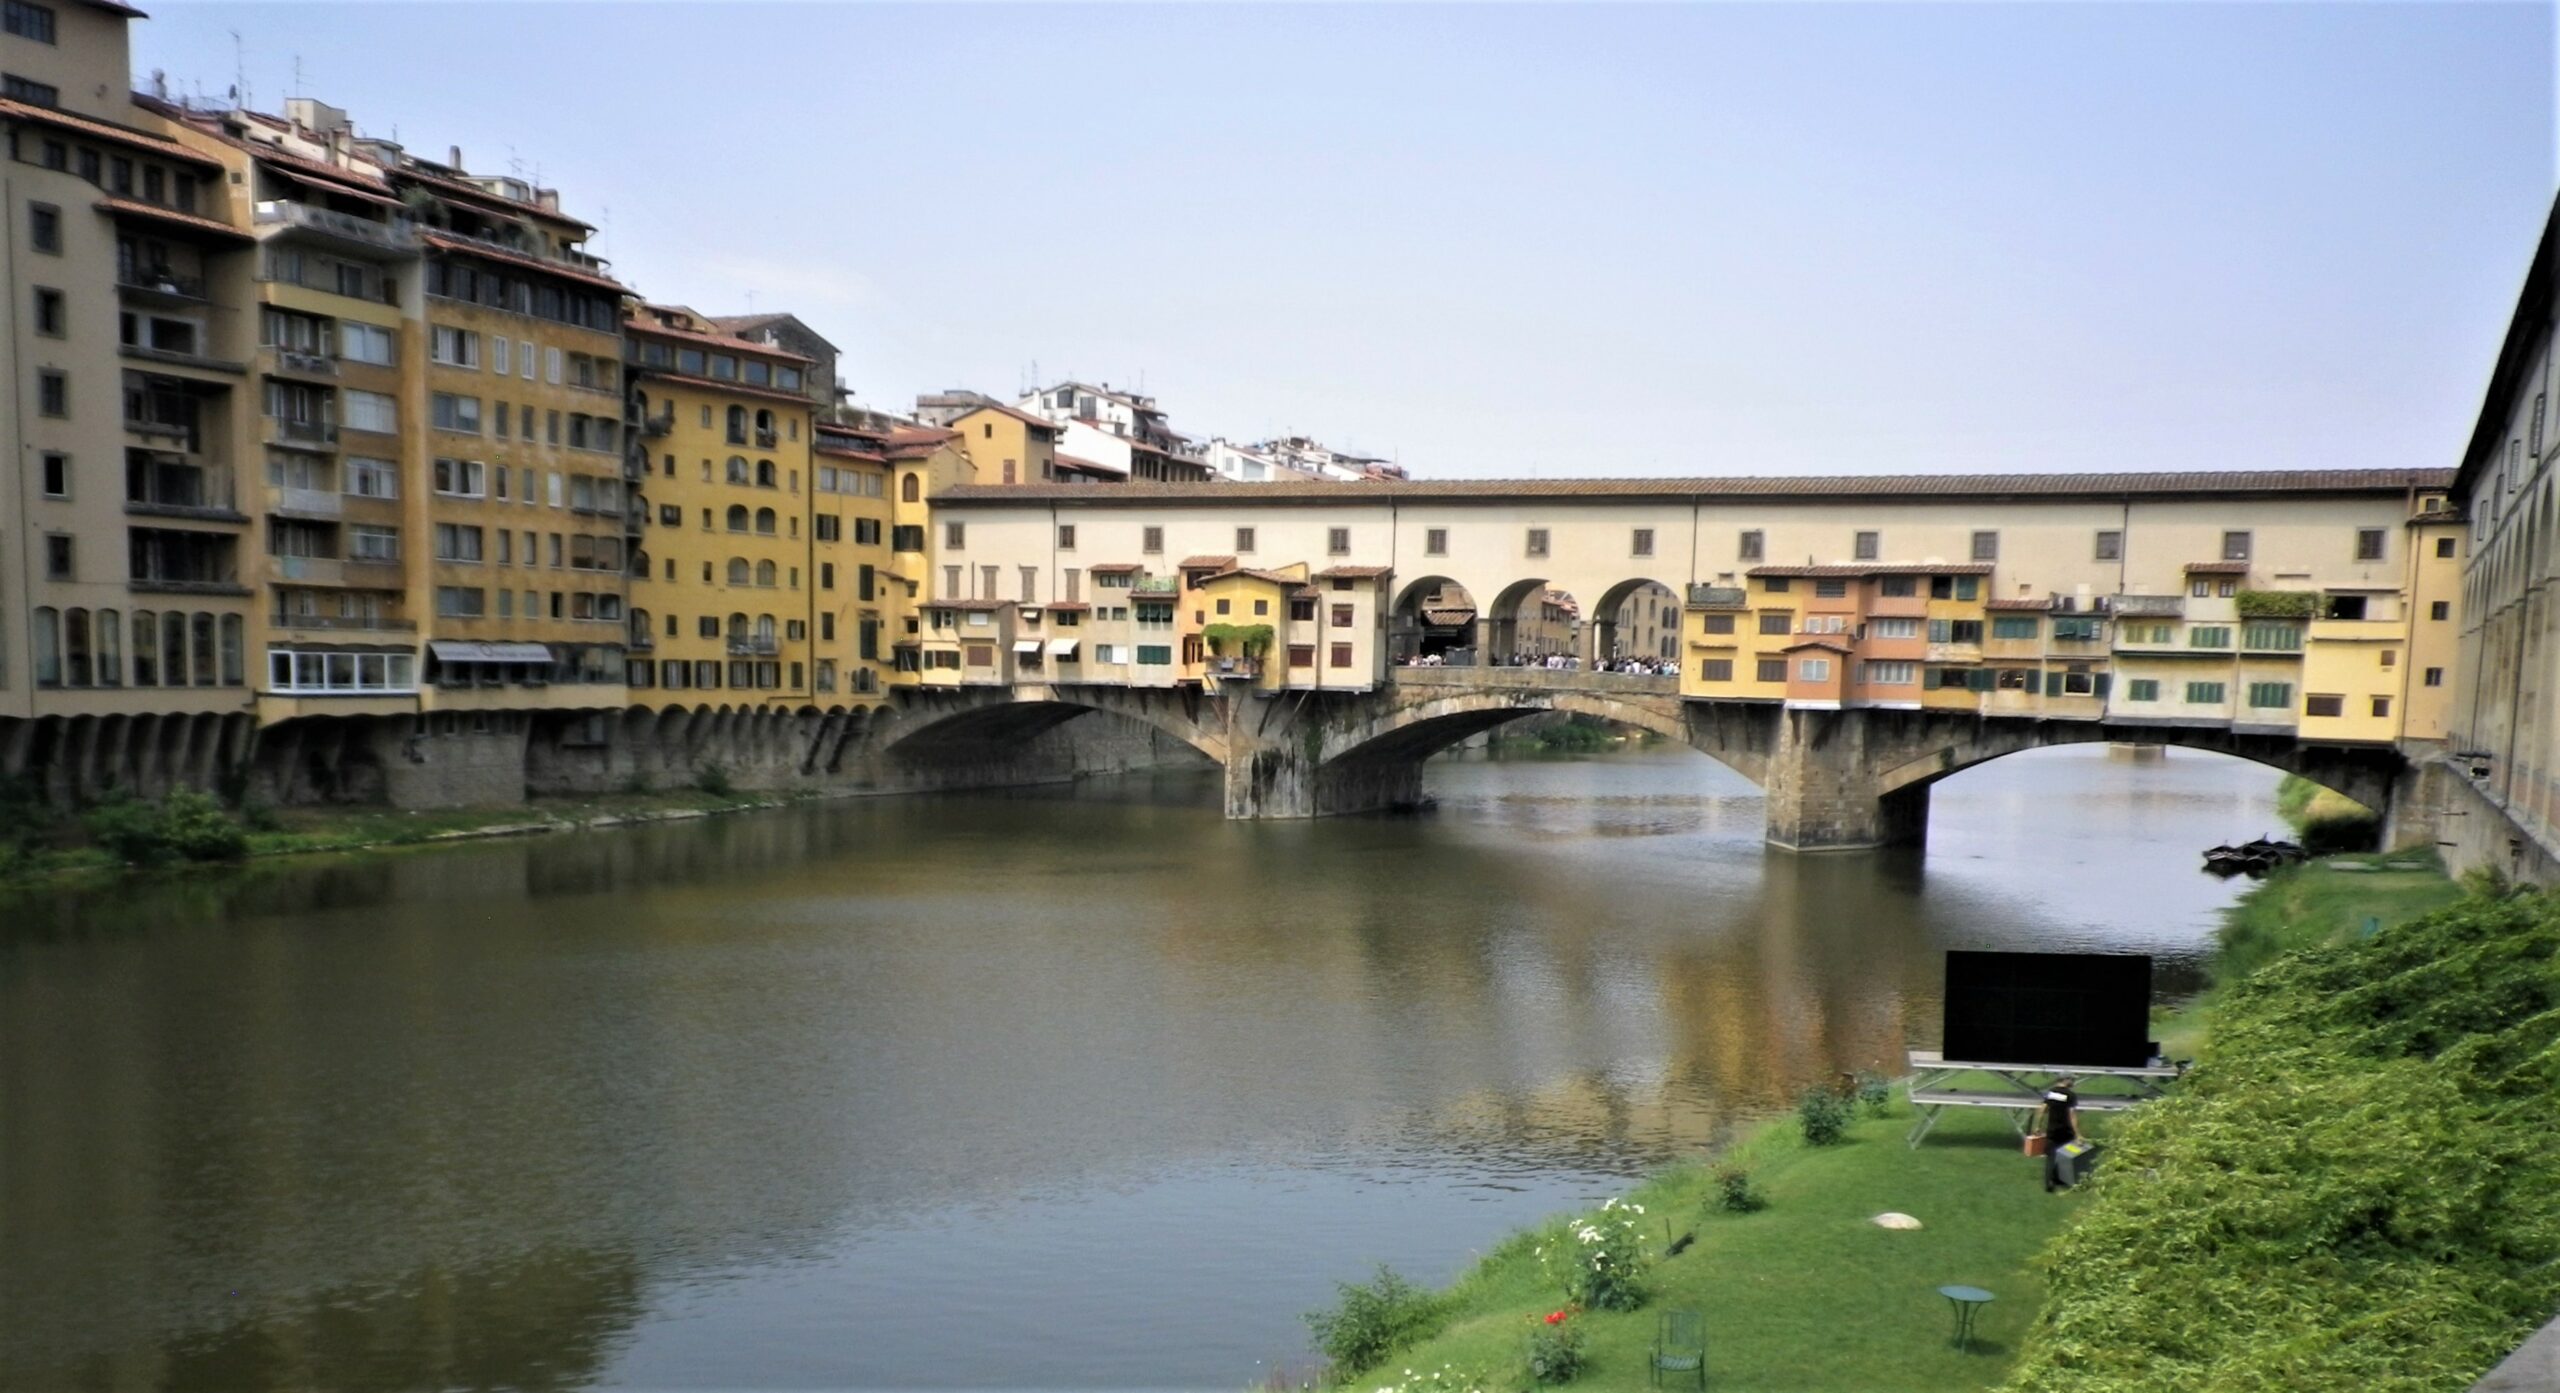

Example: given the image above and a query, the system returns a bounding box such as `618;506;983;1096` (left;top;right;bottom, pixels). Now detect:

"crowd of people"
1395;651;1682;676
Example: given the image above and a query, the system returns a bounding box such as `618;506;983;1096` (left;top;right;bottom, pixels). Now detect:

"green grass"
1347;1102;2088;1391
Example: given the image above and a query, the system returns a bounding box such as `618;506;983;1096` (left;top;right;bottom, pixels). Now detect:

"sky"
133;2;2558;480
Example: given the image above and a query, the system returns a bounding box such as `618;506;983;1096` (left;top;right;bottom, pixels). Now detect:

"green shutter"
2045;671;2064;697
1922;668;1942;690
1970;668;1995;692
2092;673;2110;698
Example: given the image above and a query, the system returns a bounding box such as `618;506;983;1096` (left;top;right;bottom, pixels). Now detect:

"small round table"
1938;1285;1994;1353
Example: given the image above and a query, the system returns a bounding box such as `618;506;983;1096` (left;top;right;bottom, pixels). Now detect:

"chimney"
448;145;464;171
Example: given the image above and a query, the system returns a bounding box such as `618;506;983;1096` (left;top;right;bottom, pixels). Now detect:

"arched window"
726;456;750;485
630;548;650;574
726;405;748;444
192;613;217;687
755;613;776;642
754;507;777;535
726;504;749;532
726;558;750;585
756;459;775;488
63;607;91;687
727;612;749;639
31;607;60;687
162;613;188;686
902;472;920;503
755;560;776;587
220;615;243;685
630;607;651;644
755;408;774;438
97;609;121;686
131;611;158;686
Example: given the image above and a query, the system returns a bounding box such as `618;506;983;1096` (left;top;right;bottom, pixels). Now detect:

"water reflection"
0;744;2275;1389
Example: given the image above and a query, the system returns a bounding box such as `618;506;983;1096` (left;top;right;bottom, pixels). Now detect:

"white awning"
430;640;552;664
1047;639;1081;657
1012;640;1042;653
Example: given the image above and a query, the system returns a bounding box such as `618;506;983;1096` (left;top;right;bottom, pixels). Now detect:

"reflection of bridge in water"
864;665;2409;850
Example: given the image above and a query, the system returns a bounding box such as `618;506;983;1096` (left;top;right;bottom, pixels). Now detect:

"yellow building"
886;422;970;686
1682;583;1790;701
2398;501;2465;746
811;417;900;704
624;306;818;705
1188;565;1309;691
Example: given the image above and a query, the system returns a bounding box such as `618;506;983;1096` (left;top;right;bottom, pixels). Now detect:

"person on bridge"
2039;1077;2079;1192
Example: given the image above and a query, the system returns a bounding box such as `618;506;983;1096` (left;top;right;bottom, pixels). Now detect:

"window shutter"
2092;673;2110;698
1922;668;1942;691
1928;619;1949;643
1969;669;1994;693
2045;671;2064;697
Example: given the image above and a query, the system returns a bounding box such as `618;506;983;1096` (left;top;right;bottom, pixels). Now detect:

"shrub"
1711;1163;1766;1214
160;788;248;862
1367;1365;1495;1393
1525;1311;1586;1384
618;771;655;796
693;762;734;797
1853;1069;1893;1115
240;800;284;833
84;791;176;866
1305;1265;1444;1378
1538;1196;1650;1311
1797;1087;1852;1146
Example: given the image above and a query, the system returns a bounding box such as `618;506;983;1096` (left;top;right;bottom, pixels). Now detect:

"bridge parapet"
1390;667;1679;696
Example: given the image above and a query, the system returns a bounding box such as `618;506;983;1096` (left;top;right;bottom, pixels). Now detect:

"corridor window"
1854;531;1880;561
1525;528;1549;558
1327;527;1350;556
2222;531;2252;562
2094;530;2122;561
1424;528;1447;556
1970;531;1998;562
1631;528;1654;557
1698;658;1732;682
1738;530;1764;561
2355;528;2386;562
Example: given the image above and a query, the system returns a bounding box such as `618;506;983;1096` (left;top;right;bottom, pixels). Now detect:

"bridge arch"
1389;574;1479;662
1316;678;1774;788
868;689;1228;769
1858;712;2399;813
1590;576;1684;664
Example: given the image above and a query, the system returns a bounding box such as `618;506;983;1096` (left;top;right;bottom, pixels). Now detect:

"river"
0;742;2277;1390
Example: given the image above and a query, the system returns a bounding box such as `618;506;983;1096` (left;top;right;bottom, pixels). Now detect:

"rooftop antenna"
230;30;248;111
746;289;759;314
291;53;302;99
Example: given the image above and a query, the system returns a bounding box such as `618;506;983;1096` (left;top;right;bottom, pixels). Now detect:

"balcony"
626;628;655;651
270;350;337;380
1687;584;1747;607
253;200;421;257
2109;594;2185;618
268;417;338;449
641;410;674;438
122;414;196;448
271;611;416;634
115;268;208;305
126;458;245;523
129;576;251;597
269;486;342;519
727;635;780;657
1203;655;1263;681
755;428;780;448
1132;576;1179;595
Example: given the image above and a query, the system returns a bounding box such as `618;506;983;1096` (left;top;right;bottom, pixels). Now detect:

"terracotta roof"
1200;566;1305;587
1984;597;2055;612
266;166;404;209
395;165;594;231
932;598;1010;612
1781;636;1855;654
935;469;2455;508
1045;602;1091;613
2185;560;2251;574
814;443;886;463
953;401;1061;433
1178;555;1237;571
638;369;815;409
1086;562;1144;573
0;99;220;168
1314;565;1393;579
93;196;249;242
625;316;812;363
1291;585;1322;598
1421;607;1477;626
422;231;624;293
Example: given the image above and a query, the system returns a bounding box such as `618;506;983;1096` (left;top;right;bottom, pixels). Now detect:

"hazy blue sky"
136;2;2554;479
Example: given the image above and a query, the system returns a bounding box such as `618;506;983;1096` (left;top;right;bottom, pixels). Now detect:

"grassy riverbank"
1321;1102;2089;1391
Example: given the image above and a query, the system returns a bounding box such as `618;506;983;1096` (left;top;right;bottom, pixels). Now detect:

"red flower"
1545;1310;1570;1325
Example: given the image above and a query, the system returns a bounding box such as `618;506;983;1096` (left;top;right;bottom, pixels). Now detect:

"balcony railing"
2109;594;2185;618
270;486;341;518
1132;577;1179;594
116;268;206;301
726;635;780;657
1687;584;1746;607
130;574;249;596
755;428;780;448
642;410;674;438
1204;655;1263;680
253;200;422;255
123;416;195;446
626;629;655;651
273;350;337;378
268;417;338;448
272;555;344;584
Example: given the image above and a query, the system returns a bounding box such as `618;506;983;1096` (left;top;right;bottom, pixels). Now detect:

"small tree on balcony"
1202;623;1275;657
2236;589;2318;619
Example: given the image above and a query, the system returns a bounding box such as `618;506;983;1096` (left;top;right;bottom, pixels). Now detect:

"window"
1328;527;1350;556
44;533;71;579
2354;528;2386;562
1632;528;1655;557
2424;667;2444;687
2094;530;2122;561
2429;600;2450;621
2246;682;2292;708
436;586;486;618
340;323;395;365
1142;526;1163;554
1802;615;1848;634
1813;578;1848;599
2221;531;2252;562
1288;644;1316;668
29;201;60;253
1058;524;1076;550
39;451;67;497
331;390;388;437
1701;613;1736;635
1425;528;1448;556
1970;530;1998;562
2241;621;2301;651
4;2;57;44
433;458;486;497
1739;530;1764;561
2125;678;2159;702
4;74;57;107
1699;658;1734;681
2188;626;2230;648
1330;604;1354;628
1990;616;2038;639
1329;642;1353;669
1755;657;1787;682
433;523;484;562
2436;537;2457;559
1524;527;1549;558
1758;612;1790;636
31;285;63;337
430;325;480;367
1879;576;1917;597
1236;526;1256;553
36;369;65;416
1864;660;1915;685
1798;658;1832;682
430;393;481;434
1871;617;1919;639
349;525;398;562
1138;644;1173;666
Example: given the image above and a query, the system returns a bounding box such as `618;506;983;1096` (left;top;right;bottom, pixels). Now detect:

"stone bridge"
858;666;2408;850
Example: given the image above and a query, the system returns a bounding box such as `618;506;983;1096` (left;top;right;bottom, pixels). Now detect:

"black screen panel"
1942;951;2152;1067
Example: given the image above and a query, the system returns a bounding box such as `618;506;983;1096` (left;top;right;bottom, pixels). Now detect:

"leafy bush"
2002;890;2560;1393
692;762;734;797
1367;1365;1495;1393
1305;1266;1445;1378
1711;1163;1767;1214
84;791;177;866
160;788;248;861
1525;1312;1586;1384
1796;1087;1852;1146
240;800;284;833
2235;588;2318;619
1538;1197;1650;1311
1852;1069;1893;1115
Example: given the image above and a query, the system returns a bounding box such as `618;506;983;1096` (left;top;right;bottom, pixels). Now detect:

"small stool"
1937;1284;1994;1353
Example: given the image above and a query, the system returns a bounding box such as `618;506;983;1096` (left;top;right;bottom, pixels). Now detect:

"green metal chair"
1651;1308;1705;1388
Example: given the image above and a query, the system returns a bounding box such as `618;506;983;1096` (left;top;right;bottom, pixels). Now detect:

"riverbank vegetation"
2273;772;2381;853
2002;880;2560;1392
1303;1101;2088;1391
0;778;812;887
